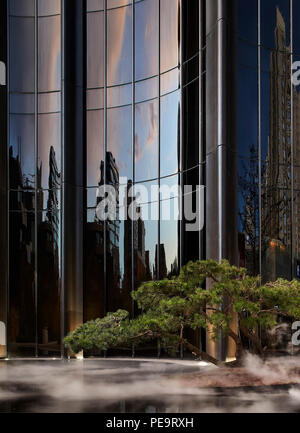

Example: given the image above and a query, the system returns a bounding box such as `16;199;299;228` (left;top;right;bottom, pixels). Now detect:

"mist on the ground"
0;355;299;413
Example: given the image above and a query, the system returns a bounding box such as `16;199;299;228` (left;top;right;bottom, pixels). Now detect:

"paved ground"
0;358;299;412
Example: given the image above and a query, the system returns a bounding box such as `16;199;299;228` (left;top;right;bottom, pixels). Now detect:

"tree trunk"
179;338;224;367
227;328;245;363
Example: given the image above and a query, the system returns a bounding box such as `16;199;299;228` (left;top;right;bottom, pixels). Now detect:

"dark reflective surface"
8;2;62;357
237;0;297;280
85;208;105;322
0;359;300;413
9;211;36;357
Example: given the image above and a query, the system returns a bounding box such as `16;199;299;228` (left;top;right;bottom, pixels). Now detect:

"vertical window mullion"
258;0;262;279
131;0;135;322
291;0;294;278
104;0;108;317
34;0;38;358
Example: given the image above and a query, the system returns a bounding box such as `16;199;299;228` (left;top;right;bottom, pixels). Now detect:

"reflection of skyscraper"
262;7;293;280
9;146;35;354
155;244;167;280
37;146;61;354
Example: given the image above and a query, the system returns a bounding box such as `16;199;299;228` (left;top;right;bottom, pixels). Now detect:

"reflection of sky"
9;10;61;189
107;105;132;178
161;198;179;273
107;6;132;86
135;101;158;182
39;21;61;91
135;0;158;80
160;90;180;177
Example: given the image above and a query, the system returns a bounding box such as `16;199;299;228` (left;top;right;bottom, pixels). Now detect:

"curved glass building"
0;0;299;359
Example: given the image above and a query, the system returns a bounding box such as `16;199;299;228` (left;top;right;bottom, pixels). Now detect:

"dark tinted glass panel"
160;0;179;73
238;39;258;69
87;11;104;89
9;211;36;357
135;0;158;80
10;189;35;212
9;17;35;92
182;78;199;171
160;90;180;177
107;6;132;86
9;115;35;189
38;15;61;92
85;209;105;321
107;218;132;314
107;105;132;179
37;211;61;357
87;110;104;187
293;2;300;54
238;156;259;274
238;0;257;42
237;0;259;274
238;65;258;158
135;99;158;182
38;113;61;190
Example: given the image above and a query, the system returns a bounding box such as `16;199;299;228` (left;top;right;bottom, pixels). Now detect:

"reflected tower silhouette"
262;7;294;281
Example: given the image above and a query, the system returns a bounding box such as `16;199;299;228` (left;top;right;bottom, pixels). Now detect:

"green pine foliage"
64;260;300;364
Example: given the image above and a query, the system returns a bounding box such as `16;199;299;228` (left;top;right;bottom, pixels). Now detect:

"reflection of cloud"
146;102;158;150
108;7;128;85
160;1;179;72
145;20;155;41
135;134;143;163
38;16;61;91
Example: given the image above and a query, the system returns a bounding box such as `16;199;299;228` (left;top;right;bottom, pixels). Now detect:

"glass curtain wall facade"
237;0;300;283
85;0;202;356
2;0;203;359
5;0;300;359
7;0;62;357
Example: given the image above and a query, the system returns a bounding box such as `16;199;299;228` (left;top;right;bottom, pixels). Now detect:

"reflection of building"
37;147;60;354
8;147;35;354
2;1;240;361
262;8;294;281
8;143;61;355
